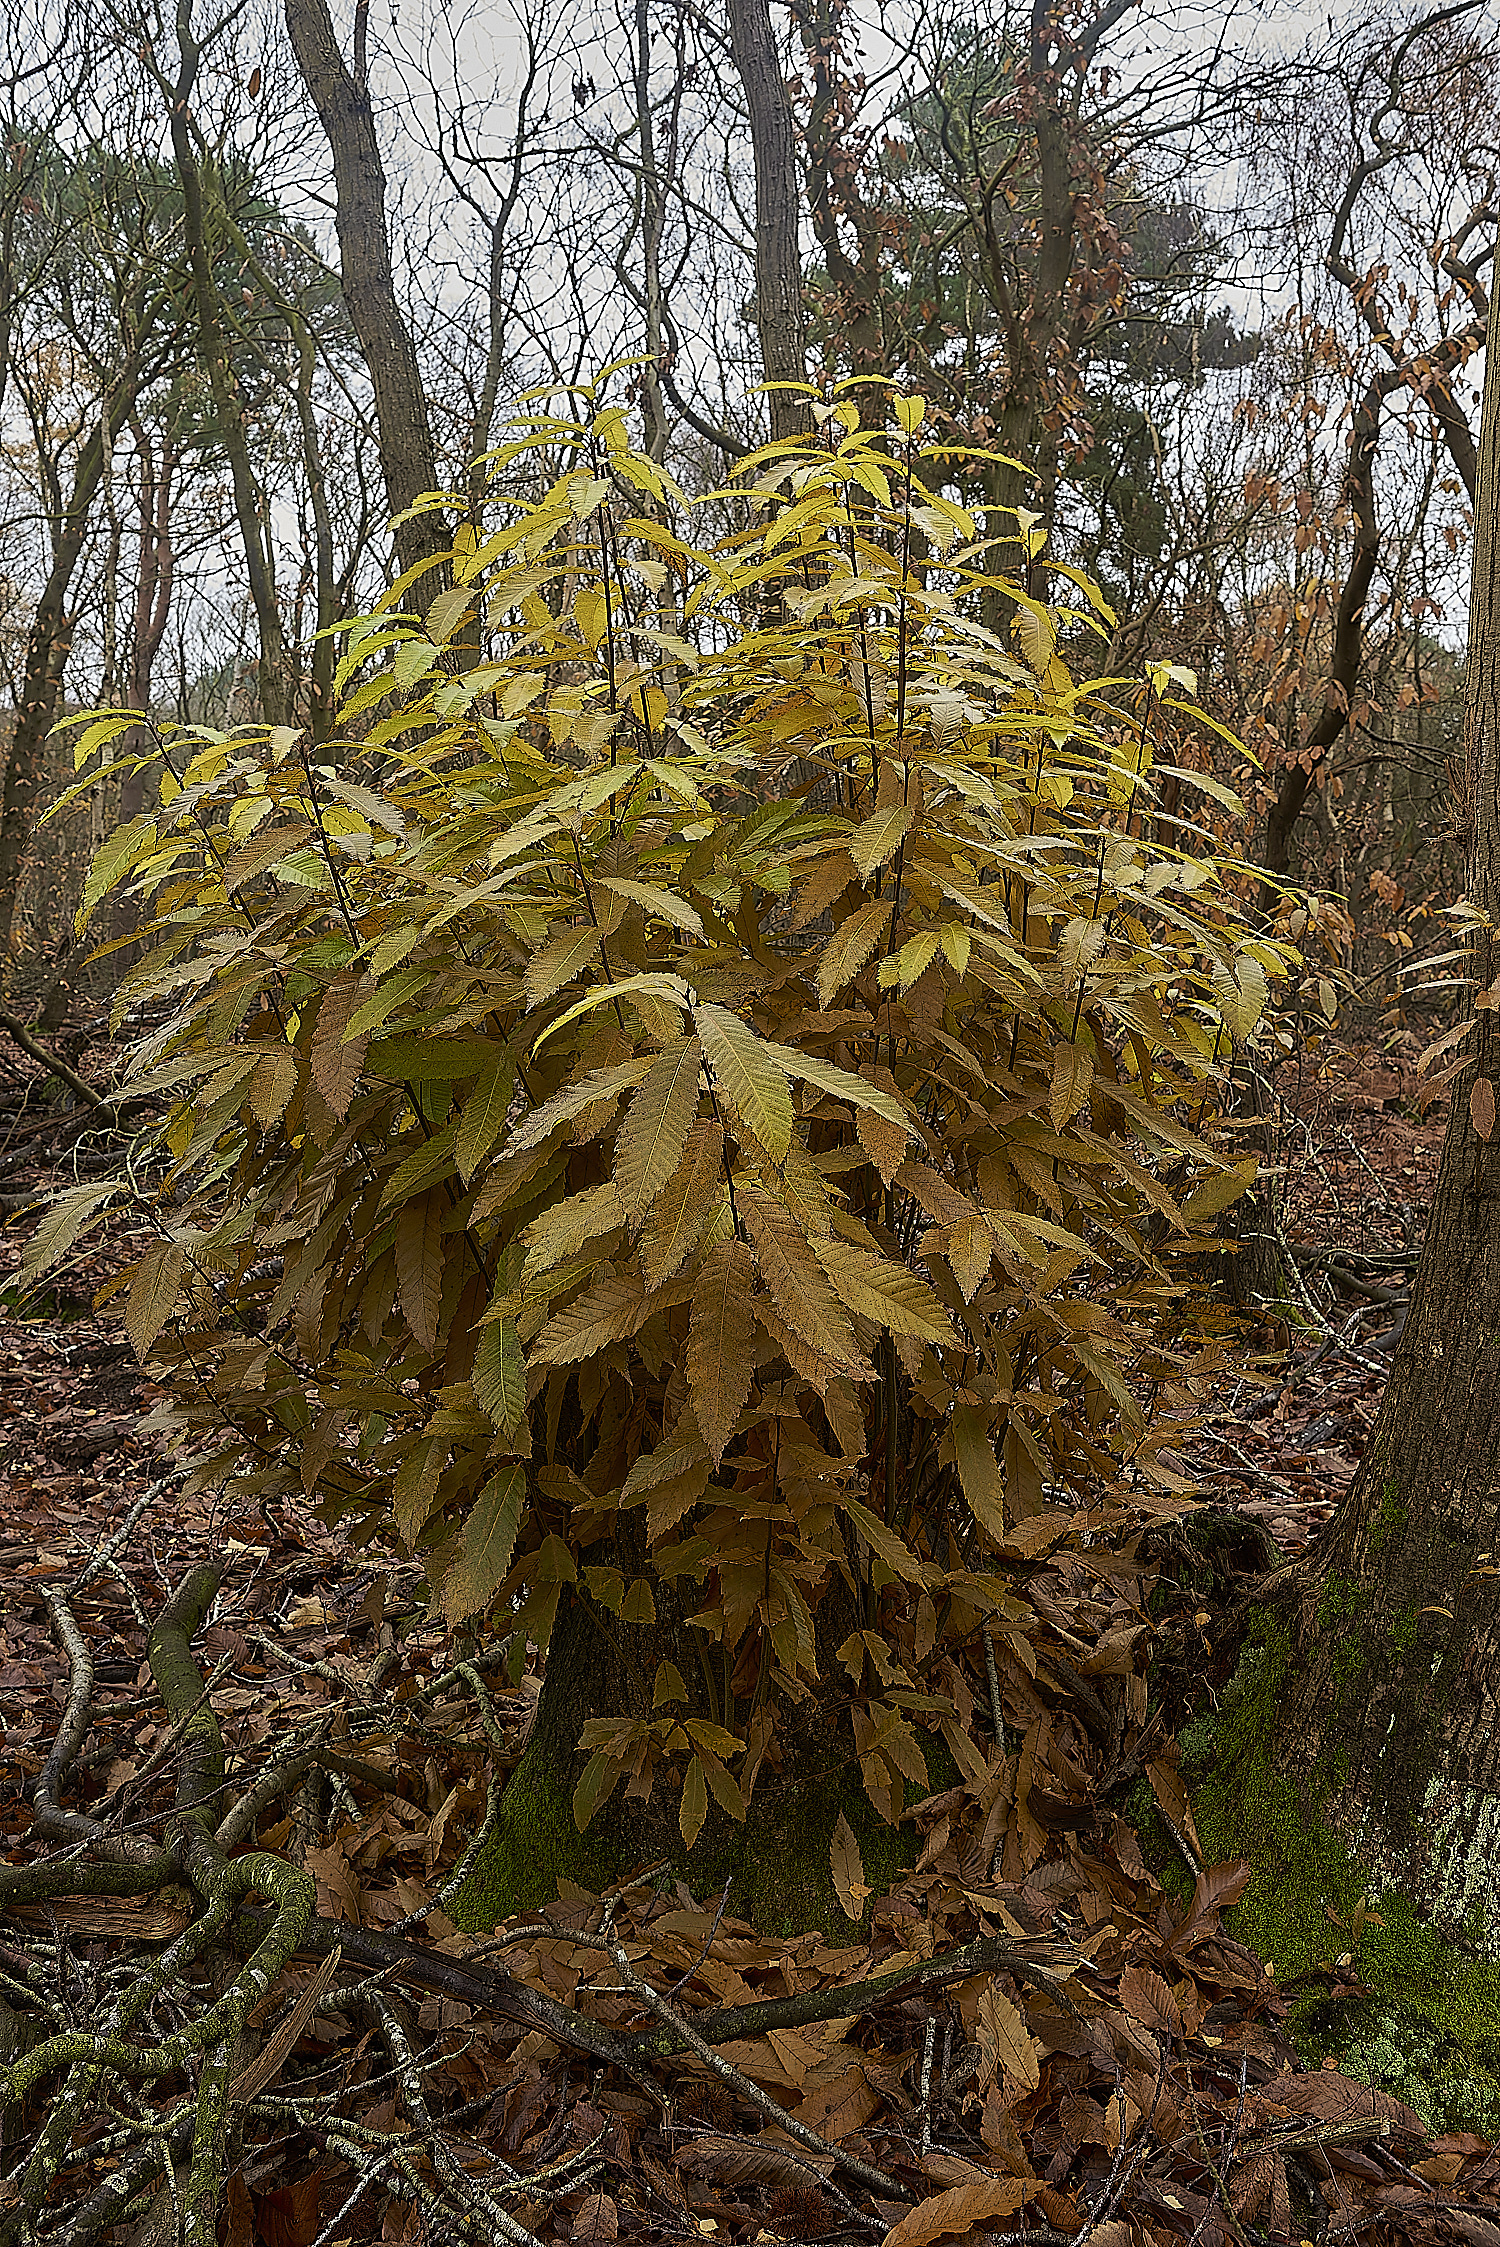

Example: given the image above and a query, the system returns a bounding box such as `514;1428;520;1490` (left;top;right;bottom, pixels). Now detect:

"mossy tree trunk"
1269;265;1500;1946
456;1580;923;1937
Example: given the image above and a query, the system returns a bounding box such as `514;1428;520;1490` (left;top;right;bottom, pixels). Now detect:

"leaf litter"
2;1023;1498;2245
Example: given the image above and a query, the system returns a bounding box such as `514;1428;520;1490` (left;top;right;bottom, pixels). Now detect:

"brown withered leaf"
309;972;370;1120
641;1118;724;1285
880;2176;1027;2247
687;1239;756;1464
1118;1963;1182;2040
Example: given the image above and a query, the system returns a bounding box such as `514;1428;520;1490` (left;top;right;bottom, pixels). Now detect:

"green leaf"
573;1748;627;1832
679;1752;708;1849
23;1182;122;1284
441;1465;524;1629
641;1120;725;1286
524;923;601;1009
687;1239;756;1465
80;815;156;930
848;803;910;880
950;1403;1006;1542
695;1003;791;1159
472;1315;526;1436
379;1118;459;1212
456;1056;516;1182
816;898;889;1008
125;1240;188;1361
614;1036;701;1221
395;1188;447;1351
369;1035;499;1082
504;1058;653;1161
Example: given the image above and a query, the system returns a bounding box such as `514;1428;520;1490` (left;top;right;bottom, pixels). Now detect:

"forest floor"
0;1019;1492;2247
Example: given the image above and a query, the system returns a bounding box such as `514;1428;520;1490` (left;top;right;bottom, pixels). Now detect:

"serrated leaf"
738;1183;858;1372
816;1238;952;1347
533;1271;647;1365
524;923;601;1009
816;897;889;1007
505;1058;654;1161
1182;1156;1258;1223
830;1810;870;1919
848;802;910;880
687;1239;756;1465
522;1181;625;1281
125;1240;187;1361
23;1182;121;1284
456;1056;515;1182
680;1752;708;1849
573;1748;626;1832
597;877;703;937
368;1034;498;1082
641;1119;726;1285
222;820;315;895
695;1003;791;1158
379;1118;458;1212
310;975;370;1119
950;1402;1006;1541
945;1214;994;1302
395;1188;446;1351
1049;1039;1094;1131
976;1981;1041;2092
614;1037;701;1221
855;1068;906;1186
472;1315;526;1436
425;585;474;646
883;2178;1027;2247
842;1496;923;1581
248;1047;298;1128
80;814;155;930
765;1044;910;1137
441;1465;524;1628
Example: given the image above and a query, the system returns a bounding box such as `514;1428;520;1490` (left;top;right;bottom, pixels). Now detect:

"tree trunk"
454;1579;918;1935
727;0;808;445
283;0;449;587
1251;260;1500;1950
0;375;143;952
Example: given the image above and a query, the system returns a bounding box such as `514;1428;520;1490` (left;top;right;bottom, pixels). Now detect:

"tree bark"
458;1573;902;1934
727;0;808;444
0;375;145;950
1266;259;1500;1944
283;0;449;586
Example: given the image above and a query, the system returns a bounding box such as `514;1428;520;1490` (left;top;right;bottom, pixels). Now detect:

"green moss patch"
1191;1616;1500;2135
453;1732;953;1938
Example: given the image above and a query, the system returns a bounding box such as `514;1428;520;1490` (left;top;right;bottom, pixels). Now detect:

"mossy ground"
1165;1615;1500;2134
452;1730;954;1940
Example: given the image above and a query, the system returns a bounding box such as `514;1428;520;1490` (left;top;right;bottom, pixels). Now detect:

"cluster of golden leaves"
37;376;1290;1847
